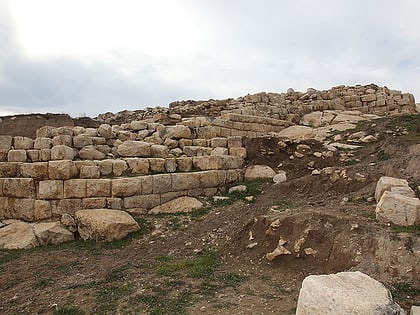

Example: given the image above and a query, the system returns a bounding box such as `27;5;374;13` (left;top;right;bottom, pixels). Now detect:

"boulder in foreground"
0;221;39;249
296;271;405;315
149;196;203;214
244;165;276;180
376;191;420;226
75;209;140;242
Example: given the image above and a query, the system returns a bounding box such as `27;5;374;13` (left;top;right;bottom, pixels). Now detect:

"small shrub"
376;150;391;161
53;306;85;315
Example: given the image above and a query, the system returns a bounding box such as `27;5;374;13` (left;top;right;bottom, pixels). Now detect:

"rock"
376;191;420;226
296;271;405;315
51;145;75;160
301;111;323;128
0;221;39;249
79;146;106;160
98;124;113;138
149;196;203;214
228;185;247;194
73;134;93;148
164;125;191;139
75;209;140;242
117;141;151;157
244;165;276;180
411;306;420;315
327;142;362;150
33;222;74;245
375;176;409;202
276;126;314;142
266;237;291;261
391;186;416;198
273;171;287;183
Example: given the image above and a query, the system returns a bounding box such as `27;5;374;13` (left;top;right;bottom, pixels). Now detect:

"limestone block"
27;150;40;162
376;191;420;226
210;137;227;148
112;159;128;176
20;162;49;180
96;144;111;155
245;165;276;180
192;139;208;147
3;178;35;198
163;138;178;149
227;136;242;148
7;198;35;221
48;160;78;180
7;150;27;162
36;126;55;138
150;144;169;157
91;137;106;145
164;125;191;139
98;124;113;139
0;221;38;249
52;135;73;147
301;111;323;127
80;166;100;179
149;158;165;173
123;194;161;210
51;145;75;160
64;179;87;198
160;191;187;203
390;186;416;198
86;179;111;197
149;196;203;214
153;174;172;194
125;158;149;175
40;149;51;161
171;173;200;191
73;126;86;136
73;134;93;148
164;159;177;173
118;130;136;141
117;141;151;157
84;128;98;137
226;169;244;183
106;197;123;210
276;126;314;142
75;209;139;242
34;200;52;220
51;199;82;216
13;136;34;150
178;139;193;148
295;271;405;315
34;137;52;149
137;129;150;140
199;170;222;188
130;120;148;131
141;176;153;194
0;135;13;150
33;222;74;245
98;159;113;176
0;162;19;177
193;155;243;170
82;198;107;209
144;133;163;145
169;148;183;157
374;176;409;202
229;147;247;159
54;126;73;136
0;149;8;162
111;177;142;197
176;157;192;172
183;145;200;156
78;145;106;160
361;94;377;102
38;180;64;199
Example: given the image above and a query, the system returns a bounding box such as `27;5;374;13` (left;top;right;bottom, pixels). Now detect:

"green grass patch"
213;179;268;207
392;282;420;299
219;272;248;288
53;306;85;315
134;290;192;315
93;283;134;314
391;224;420;236
376;150;391;161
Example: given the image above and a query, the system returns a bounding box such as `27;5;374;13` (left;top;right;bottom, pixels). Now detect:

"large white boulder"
375;176;409;202
296;271;405;315
0;221;39;249
149;196;203;214
33;222;74;245
376;191;420;226
75;209;140;242
244;165;276;180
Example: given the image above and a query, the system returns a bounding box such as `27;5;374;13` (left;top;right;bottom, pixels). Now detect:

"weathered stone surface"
98;124;113;138
75;209;140;242
79;146;106;160
117;141;151;157
296;271;405;315
86;179;111;197
7;198;35;221
153;174;172;194
123;194;160;209
26;149;40;162
3;178;35;198
229;147;247;159
82;197;107;209
38;180;64;199
171;173;200;191
0;162;19;177
112;159;128;176
8;150;27;162
245;165;276;180
391;186;416;198
273;171;287;183
164;158;177;172
73;134;93;148
14;136;34;150
52;135;73;147
49;160;78;180
199;170;224;188
193;156;243;170
80;166;100;179
376;191;420;226
130;120;148;131
149;196;203;214
277;126;314;141
33;200;52;220
164;125;191;139
0;221;39;249
176;157;192;172
227;136;242;148
228;185;246;194
126;158;149;175
33;222;74;245
34;137;52;149
0;135;13;150
111;177;142;197
375;176;410;202
98;159;113;176
149;158;165;173
301;111;323;127
51;199;82;216
266;237;291;261
64;179;87;198
20;162;49;180
51;145;75;160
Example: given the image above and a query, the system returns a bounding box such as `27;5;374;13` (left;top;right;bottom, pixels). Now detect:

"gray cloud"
0;0;419;117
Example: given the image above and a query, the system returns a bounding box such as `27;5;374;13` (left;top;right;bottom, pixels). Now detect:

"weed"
391;224;420;236
274;284;291;295
362;211;376;219
33;277;53;289
134;290;192;315
213;179;268;207
219;272;248;288
93;283;134;314
105;263;132;282
53;305;85;315
376;150;391;161
392;282;420;299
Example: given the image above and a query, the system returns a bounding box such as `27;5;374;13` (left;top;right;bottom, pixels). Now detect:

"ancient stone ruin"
0;84;417;248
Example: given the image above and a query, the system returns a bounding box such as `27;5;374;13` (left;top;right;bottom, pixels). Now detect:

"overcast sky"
0;0;419;117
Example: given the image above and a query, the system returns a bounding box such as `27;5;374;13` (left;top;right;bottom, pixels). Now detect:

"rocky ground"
0;114;420;314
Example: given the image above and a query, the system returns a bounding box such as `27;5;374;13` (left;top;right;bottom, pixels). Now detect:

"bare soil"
0;114;420;314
